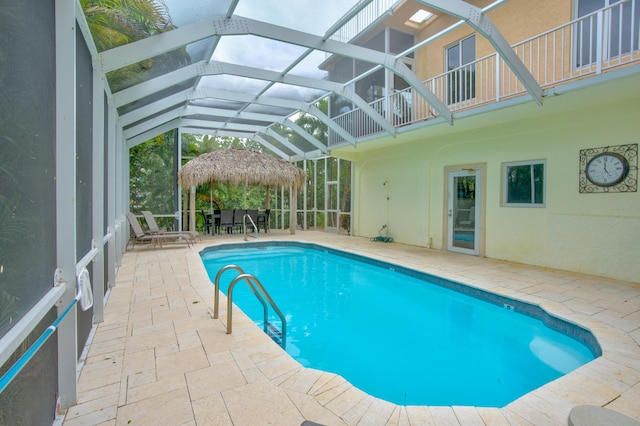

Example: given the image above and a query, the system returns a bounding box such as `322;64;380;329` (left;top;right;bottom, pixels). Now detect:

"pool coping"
66;231;640;425
191;235;639;424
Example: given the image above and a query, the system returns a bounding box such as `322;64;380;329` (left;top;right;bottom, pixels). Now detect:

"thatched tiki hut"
178;149;307;234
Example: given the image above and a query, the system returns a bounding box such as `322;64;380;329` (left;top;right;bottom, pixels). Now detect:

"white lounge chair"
141;211;199;243
126;212;190;249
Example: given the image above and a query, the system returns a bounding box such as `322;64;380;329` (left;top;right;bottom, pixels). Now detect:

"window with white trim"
445;35;476;104
502;160;546;207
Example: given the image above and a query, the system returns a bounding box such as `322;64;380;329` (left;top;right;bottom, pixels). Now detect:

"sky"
162;0;363;102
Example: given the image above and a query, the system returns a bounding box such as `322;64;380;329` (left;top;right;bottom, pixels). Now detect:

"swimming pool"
201;242;600;407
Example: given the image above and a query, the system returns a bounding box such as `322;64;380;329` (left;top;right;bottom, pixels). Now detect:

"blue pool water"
201;242;599;407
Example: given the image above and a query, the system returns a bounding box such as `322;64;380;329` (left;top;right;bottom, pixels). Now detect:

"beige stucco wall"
342;75;640;283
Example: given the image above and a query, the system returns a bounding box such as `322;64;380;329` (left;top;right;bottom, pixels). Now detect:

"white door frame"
444;164;486;256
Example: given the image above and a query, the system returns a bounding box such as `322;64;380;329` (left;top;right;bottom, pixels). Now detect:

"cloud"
234;0;357;36
165;0;358;103
213;36;308;72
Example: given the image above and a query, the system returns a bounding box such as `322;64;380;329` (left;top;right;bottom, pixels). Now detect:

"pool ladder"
213;265;286;349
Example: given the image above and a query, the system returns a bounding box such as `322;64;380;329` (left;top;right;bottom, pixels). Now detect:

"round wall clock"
585;152;629;187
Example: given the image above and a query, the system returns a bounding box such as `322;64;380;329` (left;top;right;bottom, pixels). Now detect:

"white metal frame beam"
124;87;355;147
100;15;452;123
121;105;328;154
127;117;307;160
415;0;543;105
114;60;396;137
261;128;306;158
216;61;397;136
174;128;293;160
121;105;301;143
127;120;184;148
118;86;338;137
250;134;293;160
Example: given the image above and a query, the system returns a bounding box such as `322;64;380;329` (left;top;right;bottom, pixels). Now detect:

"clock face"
585;153;629;186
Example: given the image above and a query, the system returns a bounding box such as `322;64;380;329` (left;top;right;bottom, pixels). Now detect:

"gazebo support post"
182;189;188;231
189;185;196;232
266;185;270;210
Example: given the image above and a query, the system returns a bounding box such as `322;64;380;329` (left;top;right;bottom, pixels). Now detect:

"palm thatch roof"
178;149;307;189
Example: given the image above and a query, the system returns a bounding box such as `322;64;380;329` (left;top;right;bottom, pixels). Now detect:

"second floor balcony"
329;1;640;147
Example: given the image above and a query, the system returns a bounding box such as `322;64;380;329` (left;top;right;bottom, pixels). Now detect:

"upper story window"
502;160;546;207
575;0;640;66
445;35;476;104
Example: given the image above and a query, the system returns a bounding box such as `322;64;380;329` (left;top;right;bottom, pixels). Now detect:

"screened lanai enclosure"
0;1;403;422
2;0;639;423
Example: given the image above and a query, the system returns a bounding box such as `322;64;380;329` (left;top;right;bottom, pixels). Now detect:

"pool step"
266;321;283;346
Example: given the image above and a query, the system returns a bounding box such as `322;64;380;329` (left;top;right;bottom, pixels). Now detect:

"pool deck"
62;230;640;426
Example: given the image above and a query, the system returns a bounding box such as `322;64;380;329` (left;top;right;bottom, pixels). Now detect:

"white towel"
77;267;94;311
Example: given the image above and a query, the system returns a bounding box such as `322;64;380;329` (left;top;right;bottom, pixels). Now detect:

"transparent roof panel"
164;0;234;27
262;83;326;103
287;50;331;80
226;117;274;127
185;38;219;64
117;79;196;115
198;74;270;95
211;35;309;72
190;99;246;110
244;104;296;116
105;46;188;92
82;1;175;52
233;0;362;36
83;0;426;157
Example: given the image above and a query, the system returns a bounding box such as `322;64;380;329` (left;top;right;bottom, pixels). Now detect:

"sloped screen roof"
83;0;382;159
81;0;542;160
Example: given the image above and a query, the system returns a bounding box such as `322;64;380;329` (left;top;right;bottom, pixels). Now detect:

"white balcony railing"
328;0;398;43
329;1;640;146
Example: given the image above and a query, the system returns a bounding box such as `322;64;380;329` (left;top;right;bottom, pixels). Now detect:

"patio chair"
126;212;189;249
141;211;199;242
200;210;212;235
220;209;234;234
233;209;246;233
213;209;221;234
257;209;270;233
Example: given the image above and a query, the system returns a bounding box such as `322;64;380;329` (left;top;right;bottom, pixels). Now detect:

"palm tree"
81;0;172;51
81;0;191;91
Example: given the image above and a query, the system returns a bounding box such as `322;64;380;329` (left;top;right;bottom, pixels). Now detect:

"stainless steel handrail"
213;264;244;319
213;264;286;348
227;273;287;349
213;264;268;323
242;214;258;241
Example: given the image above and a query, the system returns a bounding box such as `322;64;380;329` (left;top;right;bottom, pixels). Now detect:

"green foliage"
81;0;191;92
81;0;173;51
129;131;176;214
180;135;272;229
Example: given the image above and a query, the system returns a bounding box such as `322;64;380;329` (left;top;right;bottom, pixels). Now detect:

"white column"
116;127;125;257
107;102;117;282
55;0;78;409
91;68;105;322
